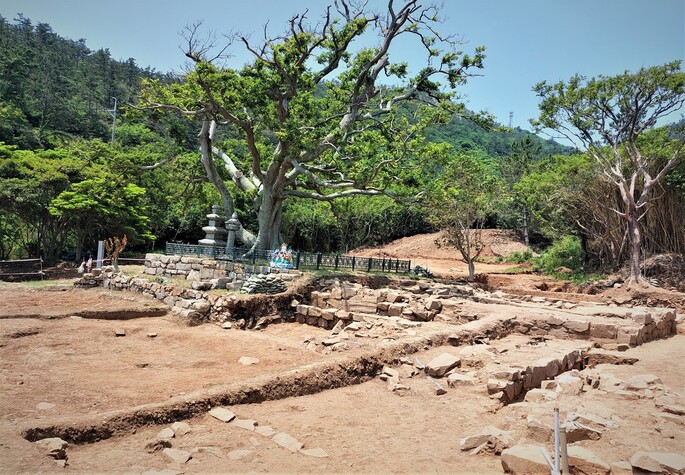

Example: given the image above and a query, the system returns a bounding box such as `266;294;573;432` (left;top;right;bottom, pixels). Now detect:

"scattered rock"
156;428;175;440
460;434;490;451
447;373;477;387
238;356;260;365
162;448;192;464
630;451;685;473
36;402;56;411
228;449;252;461
381;366;400;380
171;421;192;437
425;352;461;377
255;425;277;437
145;439;172;453
35;437;68;460
114;328;126;336
300;447;329;458
209;407;236;423
147;332;157;338
272;432;303;453
231;419;257;431
322;337;342;346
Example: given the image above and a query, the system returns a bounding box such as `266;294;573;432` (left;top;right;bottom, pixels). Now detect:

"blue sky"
1;0;683;130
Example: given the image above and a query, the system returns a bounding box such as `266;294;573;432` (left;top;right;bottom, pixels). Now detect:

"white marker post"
96;241;104;269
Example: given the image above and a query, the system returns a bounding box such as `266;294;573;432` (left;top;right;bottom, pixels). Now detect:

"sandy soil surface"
0;231;683;474
352;230;534;279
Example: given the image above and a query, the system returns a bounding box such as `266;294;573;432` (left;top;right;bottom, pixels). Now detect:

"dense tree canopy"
533;61;685;283
140;0;488;251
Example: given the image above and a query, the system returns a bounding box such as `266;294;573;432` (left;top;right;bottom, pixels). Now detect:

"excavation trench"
22;317;518;445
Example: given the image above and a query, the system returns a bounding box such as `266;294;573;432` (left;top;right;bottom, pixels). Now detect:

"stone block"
590;323;618;339
387;303;407;316
209;407;236;422
564;319;590;333
567;446;610;474
447;373;477;387
425;352;461;377
501;445;549;474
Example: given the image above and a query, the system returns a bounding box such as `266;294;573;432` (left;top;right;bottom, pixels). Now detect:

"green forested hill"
0;15;164;149
426;117;573;158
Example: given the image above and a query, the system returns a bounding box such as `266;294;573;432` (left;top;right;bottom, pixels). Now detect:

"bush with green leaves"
505;249;534;263
534;236;582;274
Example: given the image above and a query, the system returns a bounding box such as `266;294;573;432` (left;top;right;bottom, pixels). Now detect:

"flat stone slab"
272;432;303;453
231;418;257;431
300;447;329;458
630;451;685;473
208;407;236;423
255;425;277;437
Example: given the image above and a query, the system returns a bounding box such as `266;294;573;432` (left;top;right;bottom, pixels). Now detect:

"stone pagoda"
198;205;227;248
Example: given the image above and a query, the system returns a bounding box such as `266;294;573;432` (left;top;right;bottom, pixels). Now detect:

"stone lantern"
225;212;241;252
198;205;227;247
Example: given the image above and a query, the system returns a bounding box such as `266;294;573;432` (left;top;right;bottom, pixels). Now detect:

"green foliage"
0;15;162;148
505;249;534;263
533;236;582;274
423;147;502;280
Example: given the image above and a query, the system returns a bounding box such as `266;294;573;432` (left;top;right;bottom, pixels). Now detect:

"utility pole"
509;111;514;128
105;97;117;145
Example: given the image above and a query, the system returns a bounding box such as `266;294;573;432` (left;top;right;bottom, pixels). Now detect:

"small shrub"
534;236;582;274
505;249;534;263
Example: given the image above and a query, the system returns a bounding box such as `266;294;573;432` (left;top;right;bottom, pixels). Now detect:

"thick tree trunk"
627;206;642;284
467;259;475;283
253;189;284;251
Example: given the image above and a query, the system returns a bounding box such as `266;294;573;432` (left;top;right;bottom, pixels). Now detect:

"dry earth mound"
352;229;529;260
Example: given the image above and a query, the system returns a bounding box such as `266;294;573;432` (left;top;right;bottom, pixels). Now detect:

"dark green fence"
164;243;411;274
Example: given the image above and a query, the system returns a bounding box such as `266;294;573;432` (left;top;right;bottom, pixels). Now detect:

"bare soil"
0;232;683;474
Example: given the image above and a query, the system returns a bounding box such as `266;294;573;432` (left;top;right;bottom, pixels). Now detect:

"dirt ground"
1;233;683;474
352;230;538;280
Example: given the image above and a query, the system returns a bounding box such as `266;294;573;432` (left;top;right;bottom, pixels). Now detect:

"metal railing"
164;243;411;274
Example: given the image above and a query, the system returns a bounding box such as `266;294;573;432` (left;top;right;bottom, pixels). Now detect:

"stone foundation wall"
144;253;247;289
292;279;453;330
